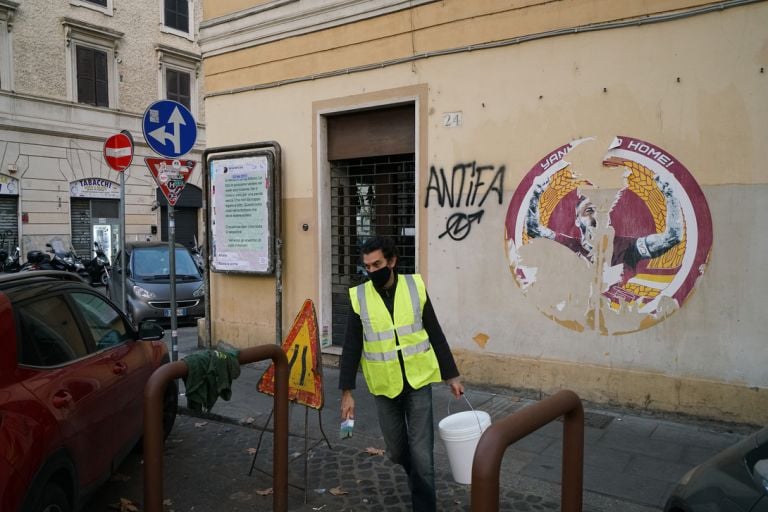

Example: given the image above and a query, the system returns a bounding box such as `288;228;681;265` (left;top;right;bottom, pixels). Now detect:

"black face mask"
368;266;391;289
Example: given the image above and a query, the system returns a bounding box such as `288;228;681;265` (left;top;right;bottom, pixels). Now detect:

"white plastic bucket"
438;410;491;484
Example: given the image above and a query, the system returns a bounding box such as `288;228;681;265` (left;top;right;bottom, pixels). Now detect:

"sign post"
145;157;196;361
142;100;197;361
103;131;134;314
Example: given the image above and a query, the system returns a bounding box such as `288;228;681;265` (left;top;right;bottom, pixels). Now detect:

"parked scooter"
0;230;18;272
83;242;111;286
19;250;54;271
0;246;21;273
45;242;77;272
44;242;88;280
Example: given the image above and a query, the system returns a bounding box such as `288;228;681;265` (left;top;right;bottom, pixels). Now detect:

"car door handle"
113;362;127;375
52;391;72;408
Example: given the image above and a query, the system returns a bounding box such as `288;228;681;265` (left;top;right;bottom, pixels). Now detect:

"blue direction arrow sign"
142;100;197;158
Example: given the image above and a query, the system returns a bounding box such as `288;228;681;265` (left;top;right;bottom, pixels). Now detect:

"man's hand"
446;377;464;399
341;390;355;420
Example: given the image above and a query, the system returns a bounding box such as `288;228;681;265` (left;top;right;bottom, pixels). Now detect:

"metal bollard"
143;345;290;512
471;389;584;512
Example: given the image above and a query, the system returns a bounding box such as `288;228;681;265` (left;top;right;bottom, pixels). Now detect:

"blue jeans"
374;384;436;512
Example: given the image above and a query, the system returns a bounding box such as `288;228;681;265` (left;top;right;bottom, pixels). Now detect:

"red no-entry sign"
103;133;134;172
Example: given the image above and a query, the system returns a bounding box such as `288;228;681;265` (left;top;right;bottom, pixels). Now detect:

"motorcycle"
45;242;88;280
83;242;111;286
19;250;54;271
0;230;19;273
0;246;21;273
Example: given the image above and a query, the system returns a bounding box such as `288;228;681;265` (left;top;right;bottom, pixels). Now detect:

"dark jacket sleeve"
423;295;460;381
338;306;363;391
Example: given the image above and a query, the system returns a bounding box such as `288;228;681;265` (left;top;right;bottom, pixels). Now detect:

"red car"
0;271;177;512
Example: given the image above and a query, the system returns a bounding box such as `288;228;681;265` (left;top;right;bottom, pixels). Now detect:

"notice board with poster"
209;153;275;274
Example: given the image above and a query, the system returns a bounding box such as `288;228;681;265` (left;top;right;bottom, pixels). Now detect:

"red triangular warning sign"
258;299;324;409
145;157;196;206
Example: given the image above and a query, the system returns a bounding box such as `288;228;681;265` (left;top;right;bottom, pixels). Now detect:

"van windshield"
131;247;200;281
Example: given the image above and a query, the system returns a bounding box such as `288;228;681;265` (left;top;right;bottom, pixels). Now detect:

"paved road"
81;325;757;512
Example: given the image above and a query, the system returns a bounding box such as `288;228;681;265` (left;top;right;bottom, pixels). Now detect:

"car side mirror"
754;459;768;494
138;321;165;341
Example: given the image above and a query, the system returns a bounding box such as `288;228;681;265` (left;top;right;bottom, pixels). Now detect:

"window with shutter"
166;68;191;109
76;45;108;107
64;19;121;108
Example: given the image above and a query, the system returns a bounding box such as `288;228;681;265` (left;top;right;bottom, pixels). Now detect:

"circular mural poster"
505;136;712;335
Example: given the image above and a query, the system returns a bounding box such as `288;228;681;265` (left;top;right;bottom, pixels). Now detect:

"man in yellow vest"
340;236;464;511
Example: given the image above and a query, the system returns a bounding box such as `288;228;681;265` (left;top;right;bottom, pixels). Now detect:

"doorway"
71;198;120;262
158;184;201;249
325;104;416;347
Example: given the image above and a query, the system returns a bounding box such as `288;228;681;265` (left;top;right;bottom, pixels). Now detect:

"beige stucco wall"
202;1;768;423
203;0;271;21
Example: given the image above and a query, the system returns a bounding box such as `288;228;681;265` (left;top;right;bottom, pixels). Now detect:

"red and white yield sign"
103;132;134;172
145;157;196;206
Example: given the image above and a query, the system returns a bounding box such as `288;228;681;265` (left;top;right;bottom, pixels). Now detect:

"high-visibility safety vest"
349;274;441;398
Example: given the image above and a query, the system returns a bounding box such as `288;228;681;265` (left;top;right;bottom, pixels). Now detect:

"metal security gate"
329;153;415;346
158;184;201;249
160;207;198;248
71;199;92;257
70;199;119;259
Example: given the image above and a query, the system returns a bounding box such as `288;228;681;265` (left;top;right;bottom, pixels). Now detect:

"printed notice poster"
210;154;274;273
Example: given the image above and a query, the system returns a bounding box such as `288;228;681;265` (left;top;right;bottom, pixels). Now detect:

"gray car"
665;426;768;511
108;241;205;326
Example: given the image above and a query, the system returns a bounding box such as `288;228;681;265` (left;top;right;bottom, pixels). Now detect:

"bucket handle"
448;393;485;434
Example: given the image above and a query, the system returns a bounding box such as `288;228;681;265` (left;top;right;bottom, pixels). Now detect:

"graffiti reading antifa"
425;162;505;241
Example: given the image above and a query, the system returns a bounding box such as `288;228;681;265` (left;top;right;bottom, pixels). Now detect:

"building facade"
199;0;768;424
0;0;205;264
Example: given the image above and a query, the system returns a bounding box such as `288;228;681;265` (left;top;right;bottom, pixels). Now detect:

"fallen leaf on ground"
246;447;258;454
109;498;139;511
194;421;208;428
240;416;256;425
328;487;348;496
256;487;273;496
365;447;385;456
109;473;130;482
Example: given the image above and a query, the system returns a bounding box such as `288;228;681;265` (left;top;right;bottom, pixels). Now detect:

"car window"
17;295;88;367
132;247;200;279
70;292;132;350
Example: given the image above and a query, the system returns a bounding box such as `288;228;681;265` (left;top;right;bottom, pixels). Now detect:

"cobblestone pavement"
81;326;754;512
86;414;564;512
